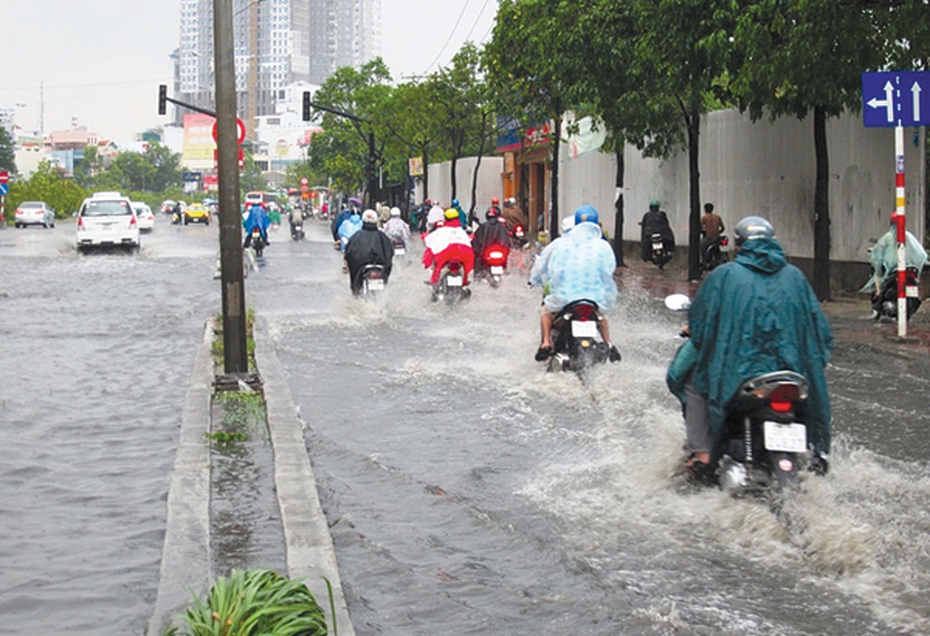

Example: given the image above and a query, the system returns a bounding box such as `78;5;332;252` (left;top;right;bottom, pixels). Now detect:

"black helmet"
734;216;774;245
485;207;500;221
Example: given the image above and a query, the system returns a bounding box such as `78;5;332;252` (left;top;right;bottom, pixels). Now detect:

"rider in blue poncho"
243;203;270;248
671;215;833;475
337;209;363;252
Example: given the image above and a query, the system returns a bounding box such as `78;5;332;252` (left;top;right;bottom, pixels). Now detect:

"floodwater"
1;218;928;634
252;221;930;635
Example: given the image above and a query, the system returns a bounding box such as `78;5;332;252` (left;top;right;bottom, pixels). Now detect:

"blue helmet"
574;205;599;225
452;198;460;207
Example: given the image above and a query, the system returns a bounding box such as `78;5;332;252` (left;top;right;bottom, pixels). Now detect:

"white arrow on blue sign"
0;183;8;195
862;71;930;128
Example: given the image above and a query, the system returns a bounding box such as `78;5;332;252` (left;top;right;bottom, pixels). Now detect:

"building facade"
177;0;380;133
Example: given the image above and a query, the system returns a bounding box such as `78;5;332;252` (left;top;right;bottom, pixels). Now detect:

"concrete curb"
255;319;356;636
146;323;213;635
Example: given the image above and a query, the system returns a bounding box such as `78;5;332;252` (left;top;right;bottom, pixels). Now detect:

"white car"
132;202;155;232
14;201;55;228
76;194;140;252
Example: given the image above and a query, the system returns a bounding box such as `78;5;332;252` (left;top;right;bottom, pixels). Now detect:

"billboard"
183;113;215;163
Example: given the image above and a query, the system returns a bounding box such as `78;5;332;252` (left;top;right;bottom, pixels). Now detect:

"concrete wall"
429;108;925;289
426;156;504;214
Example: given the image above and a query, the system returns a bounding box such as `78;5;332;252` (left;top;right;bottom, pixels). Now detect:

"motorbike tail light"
573;303;596;321
721;237;728;246
767;384;800;413
488;250;504;260
448;262;461;273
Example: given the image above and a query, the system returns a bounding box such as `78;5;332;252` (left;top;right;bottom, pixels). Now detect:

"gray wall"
425;156;504;214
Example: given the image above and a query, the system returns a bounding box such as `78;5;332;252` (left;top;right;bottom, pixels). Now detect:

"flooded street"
1;217;928;634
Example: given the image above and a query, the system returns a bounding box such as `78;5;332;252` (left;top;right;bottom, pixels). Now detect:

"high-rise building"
177;0;380;131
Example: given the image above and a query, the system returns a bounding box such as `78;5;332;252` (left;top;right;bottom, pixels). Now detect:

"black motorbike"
716;371;815;495
290;214;305;241
702;235;729;272
871;267;921;321
358;264;386;296
649;232;674;270
547;300;610;376
246;227;265;257
391;237;407;257
431;260;470;305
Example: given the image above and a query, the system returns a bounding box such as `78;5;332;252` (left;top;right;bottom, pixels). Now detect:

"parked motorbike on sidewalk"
431;260;471;305
547;300;610;377
701;235;729;272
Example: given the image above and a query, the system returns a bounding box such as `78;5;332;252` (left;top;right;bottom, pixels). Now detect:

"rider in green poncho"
668;216;833;476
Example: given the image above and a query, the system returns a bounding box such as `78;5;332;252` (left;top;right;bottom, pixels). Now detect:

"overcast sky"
1;0;498;143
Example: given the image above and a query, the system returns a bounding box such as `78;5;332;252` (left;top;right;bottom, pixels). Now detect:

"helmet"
485;207;500;220
734;216;774;244
444;208;459;220
561;215;575;233
451;199;460;207
361;209;378;224
574;205;599;225
390;206;401;217
491;197;499;205
890;210;899;224
649;199;660;209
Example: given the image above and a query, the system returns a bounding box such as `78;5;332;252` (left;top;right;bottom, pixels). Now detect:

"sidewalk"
615;256;930;357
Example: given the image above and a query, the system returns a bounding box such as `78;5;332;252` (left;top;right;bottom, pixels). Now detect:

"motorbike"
290;214;305;241
479;245;508;288
248;227;265;257
431;260;471;305
171;210;183;225
649;232;674;270
871;267;922;321
391;237;407;257
702;235;729;272
547;300;610;376
509;223;527;250
664;294;816;496
358;264;386;296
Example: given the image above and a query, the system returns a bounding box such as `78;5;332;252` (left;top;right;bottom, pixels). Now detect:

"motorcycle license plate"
395;247;406;256
366;278;385;291
652;242;663;250
907;285;919;298
763;421;807;453
491;265;504;275
571;320;598;338
447;275;463;287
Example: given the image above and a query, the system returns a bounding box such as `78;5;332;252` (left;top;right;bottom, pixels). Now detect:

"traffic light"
158;85;168;116
302;91;311;122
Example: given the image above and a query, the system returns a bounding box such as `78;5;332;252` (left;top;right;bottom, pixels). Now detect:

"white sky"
1;0;498;144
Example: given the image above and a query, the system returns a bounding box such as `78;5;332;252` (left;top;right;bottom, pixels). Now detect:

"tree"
239;148;268;193
730;0;897;300
630;0;736;281
485;0;586;239
0;126;15;174
9;161;86;218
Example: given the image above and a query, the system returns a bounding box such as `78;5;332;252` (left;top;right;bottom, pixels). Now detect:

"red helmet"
491;197;499;205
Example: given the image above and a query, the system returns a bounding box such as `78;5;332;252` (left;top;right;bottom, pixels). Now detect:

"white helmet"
390;207;401;217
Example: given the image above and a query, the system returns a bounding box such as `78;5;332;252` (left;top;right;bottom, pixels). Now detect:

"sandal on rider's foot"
608;344;621;363
534;346;552;362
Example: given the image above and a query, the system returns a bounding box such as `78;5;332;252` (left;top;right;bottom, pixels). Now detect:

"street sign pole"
895;126;907;338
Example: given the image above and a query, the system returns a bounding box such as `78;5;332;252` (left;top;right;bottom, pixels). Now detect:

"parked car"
184;203;211;225
132;202;155;232
14;201;55;228
75;194;140;252
160;200;176;216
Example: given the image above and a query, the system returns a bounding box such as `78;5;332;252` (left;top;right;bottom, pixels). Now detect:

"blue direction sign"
0;184;8;195
862;71;930;128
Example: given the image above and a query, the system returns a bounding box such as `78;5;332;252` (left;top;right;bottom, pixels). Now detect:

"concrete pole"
214;0;249;375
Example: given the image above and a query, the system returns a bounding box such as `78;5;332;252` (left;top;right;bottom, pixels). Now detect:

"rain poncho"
243;204;270;237
383;216;411;248
422;217;475;284
859;225;928;293
640;208;675;260
471;217;511;267
532;221;617;312
687;237;833;458
337;213;362;252
344;223;395;293
426;205;445;231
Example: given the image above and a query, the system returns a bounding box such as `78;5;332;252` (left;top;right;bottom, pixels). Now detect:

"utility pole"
214;0;249;375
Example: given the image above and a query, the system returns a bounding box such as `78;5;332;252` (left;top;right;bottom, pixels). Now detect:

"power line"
423;0;473;74
0;78;169;91
461;0;493;44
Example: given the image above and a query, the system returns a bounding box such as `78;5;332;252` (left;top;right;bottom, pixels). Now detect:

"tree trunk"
422;146;429;200
450;155;458;202
613;149;626;267
687;109;702;281
813;105;831;301
550;114;561;240
470;116;488;224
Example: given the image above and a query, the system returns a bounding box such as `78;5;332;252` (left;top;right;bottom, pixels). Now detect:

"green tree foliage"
0;126;16;174
485;0;585;238
8;161;86;218
239;147;268;193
